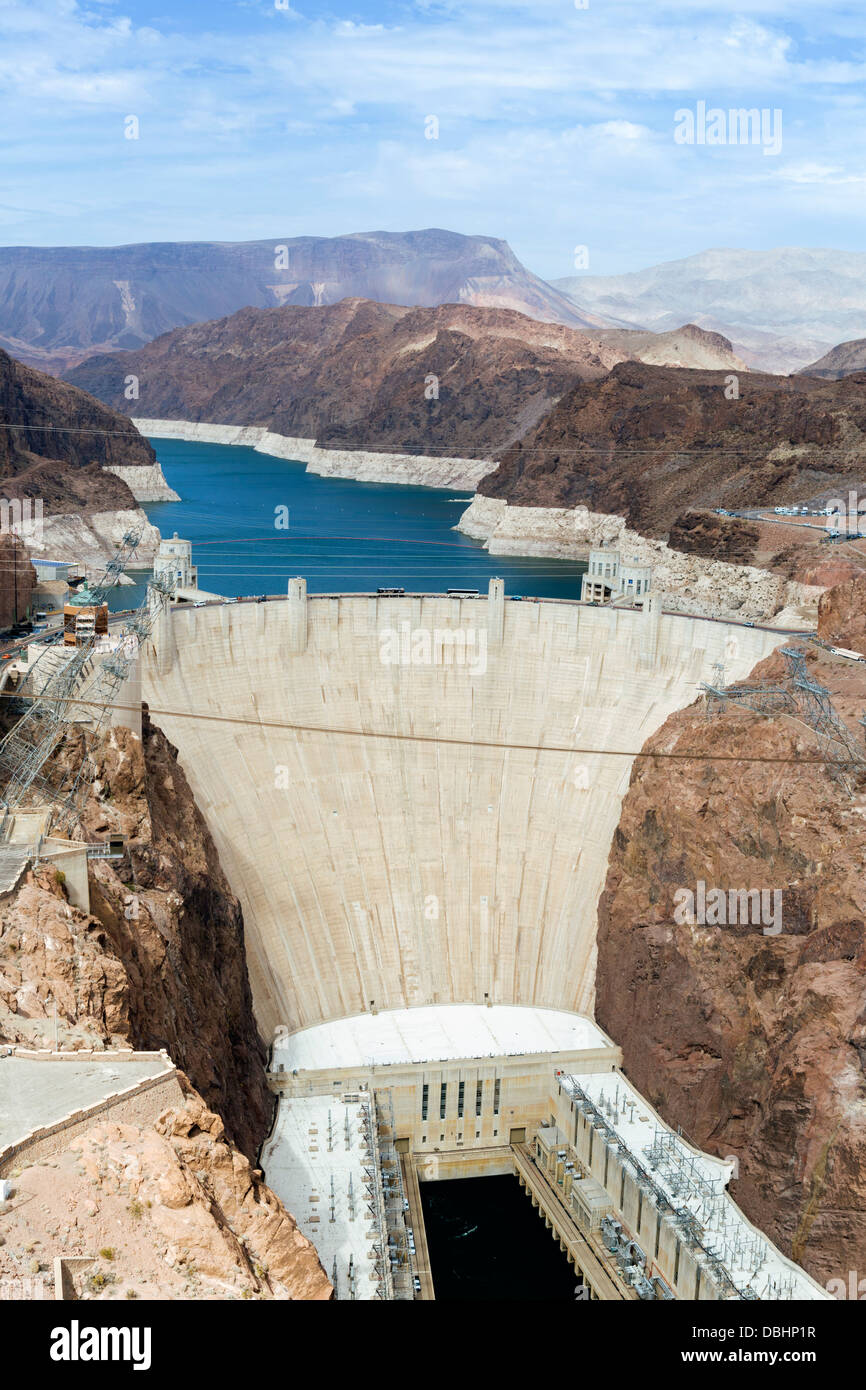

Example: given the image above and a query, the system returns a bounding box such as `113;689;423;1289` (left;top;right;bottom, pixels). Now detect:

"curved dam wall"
141;593;785;1039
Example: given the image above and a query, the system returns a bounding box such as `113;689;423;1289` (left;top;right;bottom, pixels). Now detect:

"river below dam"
420;1175;576;1301
138;438;586;601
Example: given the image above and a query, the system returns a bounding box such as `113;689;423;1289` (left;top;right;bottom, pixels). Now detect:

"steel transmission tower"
0;528;174;831
702;646;865;792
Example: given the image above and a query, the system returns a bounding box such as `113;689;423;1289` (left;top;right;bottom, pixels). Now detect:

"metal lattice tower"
55;569;176;826
701;645;866;792
0;530;175;832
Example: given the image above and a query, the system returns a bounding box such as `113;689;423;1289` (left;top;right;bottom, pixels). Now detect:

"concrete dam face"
142;591;783;1039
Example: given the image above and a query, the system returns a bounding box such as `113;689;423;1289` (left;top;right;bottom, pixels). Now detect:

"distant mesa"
0;229;602;374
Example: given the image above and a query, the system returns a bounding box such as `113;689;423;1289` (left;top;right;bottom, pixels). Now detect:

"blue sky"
1;0;864;277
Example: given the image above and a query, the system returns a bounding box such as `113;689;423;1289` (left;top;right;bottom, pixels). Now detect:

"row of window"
420;1078;501;1121
420;1129;499;1144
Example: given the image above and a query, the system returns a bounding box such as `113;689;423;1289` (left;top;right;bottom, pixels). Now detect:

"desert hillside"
67;298;751;461
0;346;153;517
478;360;866;584
805;339;866;380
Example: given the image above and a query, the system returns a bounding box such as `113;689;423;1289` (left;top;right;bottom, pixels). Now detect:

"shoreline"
131;418;497;492
127;419;822;625
27;507;161;570
457;495;824;626
103;462;180;503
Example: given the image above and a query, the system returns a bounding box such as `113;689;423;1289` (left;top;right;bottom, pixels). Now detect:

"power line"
2;419;866;462
2;686;862;768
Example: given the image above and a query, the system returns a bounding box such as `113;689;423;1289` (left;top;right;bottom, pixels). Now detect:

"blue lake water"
137;438;586;602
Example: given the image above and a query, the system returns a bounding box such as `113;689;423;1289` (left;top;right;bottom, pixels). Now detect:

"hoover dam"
142;582;783;1036
139;582;828;1300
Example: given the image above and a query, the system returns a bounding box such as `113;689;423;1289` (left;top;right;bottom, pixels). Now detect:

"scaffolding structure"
374;1092;417;1300
0;528;175;834
358;1095;392;1300
702;645;866;793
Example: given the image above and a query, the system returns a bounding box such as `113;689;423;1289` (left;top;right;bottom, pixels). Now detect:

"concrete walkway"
0;1055;169;1151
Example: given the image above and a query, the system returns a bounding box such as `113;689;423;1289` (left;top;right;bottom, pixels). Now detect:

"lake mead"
141;438;586;600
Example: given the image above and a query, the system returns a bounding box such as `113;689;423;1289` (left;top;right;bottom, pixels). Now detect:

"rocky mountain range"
0;230;601;375
804;338;866;380
66;298;749;460
553;248;866;374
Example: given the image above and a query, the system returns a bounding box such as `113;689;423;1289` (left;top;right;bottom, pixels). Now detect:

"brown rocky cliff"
818;570;866;650
0;346;152;516
482;361;866;538
0;712;273;1162
595;620;866;1287
67;298;619;459
67;301;755;463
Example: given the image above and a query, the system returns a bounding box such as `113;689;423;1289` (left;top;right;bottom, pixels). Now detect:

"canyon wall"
594;603;866;1286
0;711;332;1299
0;347;166;565
457;495;822;624
1;714;273;1161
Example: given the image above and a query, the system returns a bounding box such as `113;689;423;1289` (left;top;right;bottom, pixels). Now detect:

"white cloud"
0;0;864;274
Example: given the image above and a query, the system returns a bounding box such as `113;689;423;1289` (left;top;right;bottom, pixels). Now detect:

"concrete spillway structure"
142;589;785;1039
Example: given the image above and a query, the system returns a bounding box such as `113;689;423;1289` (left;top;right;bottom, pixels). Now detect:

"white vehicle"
829;646;866;663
